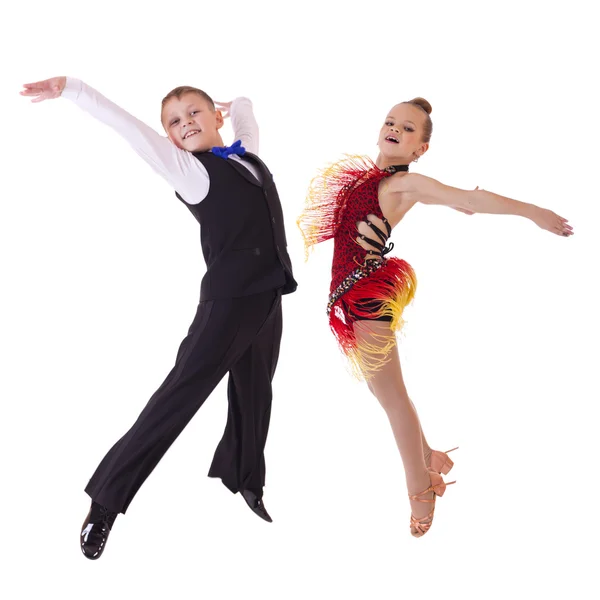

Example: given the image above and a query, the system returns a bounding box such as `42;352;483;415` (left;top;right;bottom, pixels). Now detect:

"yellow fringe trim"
296;155;377;261
336;263;417;382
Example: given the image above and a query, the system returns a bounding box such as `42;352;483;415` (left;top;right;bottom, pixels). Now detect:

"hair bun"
409;97;432;115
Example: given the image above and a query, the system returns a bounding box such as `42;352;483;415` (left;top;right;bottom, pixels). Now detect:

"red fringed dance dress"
297;156;417;379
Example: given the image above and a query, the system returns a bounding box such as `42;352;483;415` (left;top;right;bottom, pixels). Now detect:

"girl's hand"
20;77;67;103
531;206;574;237
214;100;233;119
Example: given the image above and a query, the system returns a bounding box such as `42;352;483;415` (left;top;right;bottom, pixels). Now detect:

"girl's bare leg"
412;398;433;466
354;320;434;530
365;356;432;464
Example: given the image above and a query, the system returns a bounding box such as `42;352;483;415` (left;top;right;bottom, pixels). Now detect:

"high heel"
429;447;458;475
409;470;455;538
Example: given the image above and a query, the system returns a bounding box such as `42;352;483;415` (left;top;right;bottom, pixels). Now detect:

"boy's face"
162;92;224;152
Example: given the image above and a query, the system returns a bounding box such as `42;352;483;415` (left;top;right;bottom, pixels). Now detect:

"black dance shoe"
241;490;273;523
80;501;118;560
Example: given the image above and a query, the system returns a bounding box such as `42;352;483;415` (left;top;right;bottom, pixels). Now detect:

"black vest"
175;151;297;300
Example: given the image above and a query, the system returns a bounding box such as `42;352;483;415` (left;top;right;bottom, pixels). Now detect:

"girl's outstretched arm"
393;173;573;237
20;76;210;204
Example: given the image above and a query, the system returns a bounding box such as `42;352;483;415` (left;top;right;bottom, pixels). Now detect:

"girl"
297;97;572;537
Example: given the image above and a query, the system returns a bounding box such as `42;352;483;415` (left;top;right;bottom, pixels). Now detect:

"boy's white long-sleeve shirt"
61;77;262;205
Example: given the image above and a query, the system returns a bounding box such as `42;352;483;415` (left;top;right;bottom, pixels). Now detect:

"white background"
1;0;598;598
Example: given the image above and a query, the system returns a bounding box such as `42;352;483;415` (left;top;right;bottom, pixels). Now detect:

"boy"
20;76;297;560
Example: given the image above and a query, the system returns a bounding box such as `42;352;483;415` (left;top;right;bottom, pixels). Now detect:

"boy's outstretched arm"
21;77;210;204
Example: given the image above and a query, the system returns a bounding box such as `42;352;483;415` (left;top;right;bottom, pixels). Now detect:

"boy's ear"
215;110;225;129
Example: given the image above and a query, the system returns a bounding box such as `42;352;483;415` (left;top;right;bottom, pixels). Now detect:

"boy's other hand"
214;101;232;119
20;77;67;103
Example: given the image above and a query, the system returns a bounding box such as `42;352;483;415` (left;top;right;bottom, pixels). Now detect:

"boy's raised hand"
20;77;67;103
214;101;232;119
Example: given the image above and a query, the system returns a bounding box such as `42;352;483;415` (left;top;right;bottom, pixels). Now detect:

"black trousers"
85;289;283;514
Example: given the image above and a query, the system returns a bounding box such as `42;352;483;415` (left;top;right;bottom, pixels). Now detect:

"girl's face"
377;103;429;163
162;92;224;151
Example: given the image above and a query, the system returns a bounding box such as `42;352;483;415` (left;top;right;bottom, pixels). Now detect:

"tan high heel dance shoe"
409;470;455;538
428;447;458;475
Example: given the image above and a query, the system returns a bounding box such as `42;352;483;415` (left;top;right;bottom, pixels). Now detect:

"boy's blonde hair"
161;86;215;115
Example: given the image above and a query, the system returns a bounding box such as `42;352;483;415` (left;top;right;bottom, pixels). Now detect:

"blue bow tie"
212;139;246;159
